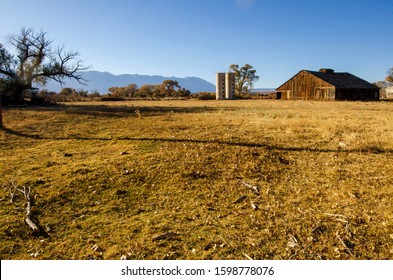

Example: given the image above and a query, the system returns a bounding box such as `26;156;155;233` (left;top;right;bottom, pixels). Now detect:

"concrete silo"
216;73;226;100
225;72;235;99
216;72;235;100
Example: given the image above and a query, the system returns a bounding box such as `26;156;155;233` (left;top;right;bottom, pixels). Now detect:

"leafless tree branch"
6;181;44;234
1;28;89;101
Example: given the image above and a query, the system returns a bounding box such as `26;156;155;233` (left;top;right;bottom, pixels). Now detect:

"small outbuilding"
276;69;379;101
380;85;393;99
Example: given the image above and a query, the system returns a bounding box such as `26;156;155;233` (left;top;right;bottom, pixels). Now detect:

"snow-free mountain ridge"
43;71;216;94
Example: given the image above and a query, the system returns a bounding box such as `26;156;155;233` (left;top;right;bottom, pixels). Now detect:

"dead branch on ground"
6;181;44;234
241;181;260;195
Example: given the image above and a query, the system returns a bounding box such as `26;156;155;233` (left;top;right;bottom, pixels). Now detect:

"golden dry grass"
1;100;393;260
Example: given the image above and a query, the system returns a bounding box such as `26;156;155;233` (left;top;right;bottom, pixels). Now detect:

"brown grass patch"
1;100;393;259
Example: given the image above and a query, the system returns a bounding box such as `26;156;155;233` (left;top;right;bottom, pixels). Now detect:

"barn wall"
276;71;334;100
335;89;379;101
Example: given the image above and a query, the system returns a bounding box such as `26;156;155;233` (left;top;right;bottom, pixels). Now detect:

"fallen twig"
243;253;253;260
323;213;349;224
241;182;260;195
336;235;355;257
287;235;299;248
8;182;43;234
323;213;348;219
251;202;258;210
233;195;247;204
23;186;40;232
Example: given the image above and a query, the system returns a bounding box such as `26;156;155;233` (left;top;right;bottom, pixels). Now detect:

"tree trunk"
13;83;26;104
236;80;245;96
0;97;3;129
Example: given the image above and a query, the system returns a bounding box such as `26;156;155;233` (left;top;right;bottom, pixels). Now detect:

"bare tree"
0;28;88;103
386;68;393;83
0;28;88;128
0;91;3;128
0;43;14;128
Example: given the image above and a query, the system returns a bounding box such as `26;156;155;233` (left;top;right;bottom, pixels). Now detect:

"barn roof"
306;70;378;89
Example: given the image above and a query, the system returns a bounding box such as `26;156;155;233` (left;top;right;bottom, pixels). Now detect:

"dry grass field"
1;100;393;260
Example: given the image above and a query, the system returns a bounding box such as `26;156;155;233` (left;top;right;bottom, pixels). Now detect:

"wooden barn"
276;69;379;101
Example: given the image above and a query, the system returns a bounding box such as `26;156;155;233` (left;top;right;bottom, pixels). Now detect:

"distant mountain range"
42;71;216;94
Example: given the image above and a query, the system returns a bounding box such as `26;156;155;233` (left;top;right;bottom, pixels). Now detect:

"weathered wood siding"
276;71;335;100
335;88;379;101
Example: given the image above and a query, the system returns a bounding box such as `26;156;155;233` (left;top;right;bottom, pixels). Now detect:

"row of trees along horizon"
34;64;262;102
1;78;199;103
36;65;263;103
1;28;393;129
35;80;193;103
0;28;261;128
0;28;262;100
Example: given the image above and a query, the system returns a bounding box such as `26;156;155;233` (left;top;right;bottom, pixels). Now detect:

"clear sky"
1;0;392;88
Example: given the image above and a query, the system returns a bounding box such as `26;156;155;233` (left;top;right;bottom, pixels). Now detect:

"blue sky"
1;0;392;88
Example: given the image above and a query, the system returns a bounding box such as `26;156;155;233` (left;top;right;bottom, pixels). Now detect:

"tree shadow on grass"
3;126;392;154
11;103;227;118
65;104;224;118
1;126;43;139
3;104;392;154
